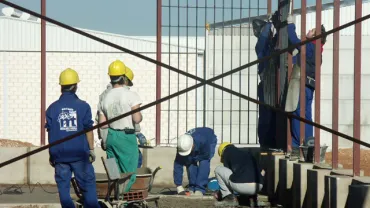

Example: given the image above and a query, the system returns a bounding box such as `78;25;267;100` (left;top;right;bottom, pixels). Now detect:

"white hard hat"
177;134;194;156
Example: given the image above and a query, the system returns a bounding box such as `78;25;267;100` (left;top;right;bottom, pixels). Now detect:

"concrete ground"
0;185;274;208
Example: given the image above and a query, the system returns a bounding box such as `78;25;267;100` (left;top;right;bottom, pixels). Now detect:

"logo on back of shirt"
57;108;78;132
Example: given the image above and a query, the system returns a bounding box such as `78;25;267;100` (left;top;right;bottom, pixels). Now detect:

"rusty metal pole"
314;0;322;163
287;0;293;153
332;0;340;169
353;0;362;176
267;0;271;14
40;0;46;146
300;0;307;160
156;0;162;146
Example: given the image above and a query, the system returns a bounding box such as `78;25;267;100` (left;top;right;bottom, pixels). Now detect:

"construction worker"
98;60;143;192
253;16;279;152
97;65;146;168
214;142;265;206
174;127;218;196
45;68;100;208
286;15;327;156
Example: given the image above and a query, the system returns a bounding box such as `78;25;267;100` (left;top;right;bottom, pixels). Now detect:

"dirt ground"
325;148;370;176
0;139;36;147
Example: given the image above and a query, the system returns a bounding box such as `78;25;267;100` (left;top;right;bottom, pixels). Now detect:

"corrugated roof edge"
0;16;205;52
209;0;370;29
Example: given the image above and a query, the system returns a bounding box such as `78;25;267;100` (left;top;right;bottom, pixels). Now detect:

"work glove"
287;14;295;24
176;186;187;195
89;150;96;163
49;157;55;168
292;48;299;56
137;132;148;146
134;123;141;132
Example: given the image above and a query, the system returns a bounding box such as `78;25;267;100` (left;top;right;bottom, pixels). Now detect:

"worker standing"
174;127;218;196
45;68;100;208
286;15;327;157
97;66;146;168
98;60;143;192
214;142;265;206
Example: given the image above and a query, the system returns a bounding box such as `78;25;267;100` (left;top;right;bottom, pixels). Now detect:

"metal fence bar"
230;0;233;143
186;0;189;131
221;0;225;142
213;0;216;131
156;0;162;146
203;0;207;128
287;0;293;153
177;0;180;139
314;0;322;163
40;0;46;146
353;0;362;176
332;0;340;169
238;0;242;144
167;0;171;145
248;0;251;144
300;0;307;160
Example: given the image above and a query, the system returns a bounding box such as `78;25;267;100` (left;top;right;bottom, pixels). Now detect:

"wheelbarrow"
71;157;162;208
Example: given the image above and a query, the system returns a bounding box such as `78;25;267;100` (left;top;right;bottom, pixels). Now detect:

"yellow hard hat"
108;60;127;76
59;68;80;85
218;142;232;157
125;66;134;86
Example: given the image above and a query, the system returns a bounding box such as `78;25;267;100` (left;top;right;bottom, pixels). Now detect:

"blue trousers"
54;160;100;208
257;81;276;148
138;149;143;168
291;86;314;147
187;141;217;194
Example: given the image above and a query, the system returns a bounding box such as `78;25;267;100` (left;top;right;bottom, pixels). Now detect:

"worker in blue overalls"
254;18;279;151
174;127;218;196
45;68;100;208
286;15;327;155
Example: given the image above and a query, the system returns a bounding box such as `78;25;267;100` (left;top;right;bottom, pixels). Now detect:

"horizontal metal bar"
160;110;258;112
162;25;207;28
0;50;202;55
162;5;266;9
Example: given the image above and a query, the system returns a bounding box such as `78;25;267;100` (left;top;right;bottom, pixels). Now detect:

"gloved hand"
49;157;55;168
292;48;299;56
89;150;96;163
137;132;147;146
176;186;187;195
287;14;295;24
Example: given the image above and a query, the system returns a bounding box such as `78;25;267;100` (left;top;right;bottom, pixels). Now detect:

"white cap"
177;134;193;156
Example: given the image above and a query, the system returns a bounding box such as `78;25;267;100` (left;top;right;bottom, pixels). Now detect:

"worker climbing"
286;14;327;157
214;142;265;207
45;68;100;208
97;59;143;192
174;127;218;196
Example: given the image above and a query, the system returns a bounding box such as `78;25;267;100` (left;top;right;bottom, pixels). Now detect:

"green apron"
106;128;139;192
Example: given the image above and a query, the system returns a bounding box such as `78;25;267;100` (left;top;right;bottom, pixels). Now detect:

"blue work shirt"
255;22;278;75
174;127;217;166
45;92;94;163
287;23;320;80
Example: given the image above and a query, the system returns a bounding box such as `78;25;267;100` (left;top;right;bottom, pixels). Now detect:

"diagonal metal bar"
0;0;370;168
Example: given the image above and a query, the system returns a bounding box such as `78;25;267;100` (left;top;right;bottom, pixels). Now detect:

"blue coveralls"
45;92;100;208
173;127;218;194
287;23;317;147
255;22;278;148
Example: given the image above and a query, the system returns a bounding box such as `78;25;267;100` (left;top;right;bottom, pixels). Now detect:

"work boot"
214;194;238;207
190;190;203;197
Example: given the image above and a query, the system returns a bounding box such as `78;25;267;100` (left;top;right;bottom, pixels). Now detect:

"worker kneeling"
174;127;218;196
214;142;265;206
46;68;100;208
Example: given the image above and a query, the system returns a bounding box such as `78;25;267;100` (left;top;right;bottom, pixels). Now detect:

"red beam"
332;0;340;169
300;0;307;160
314;0;322;163
287;0;294;153
40;0;46;146
156;0;162;146
268;0;272;13
353;0;362;176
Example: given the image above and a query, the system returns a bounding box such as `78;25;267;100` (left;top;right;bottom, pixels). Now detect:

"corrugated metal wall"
0;16;205;53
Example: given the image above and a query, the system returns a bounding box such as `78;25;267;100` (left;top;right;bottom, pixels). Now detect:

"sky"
0;0;332;36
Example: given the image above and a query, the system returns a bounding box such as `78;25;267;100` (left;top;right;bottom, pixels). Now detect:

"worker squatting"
45;13;326;207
